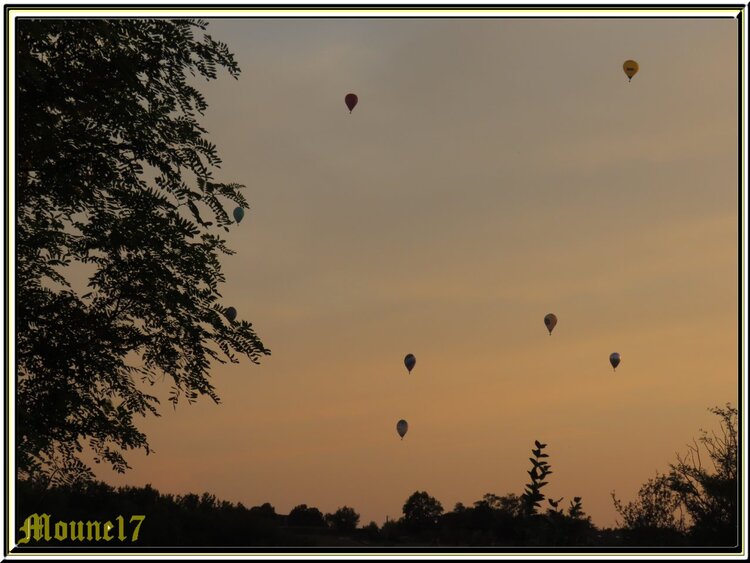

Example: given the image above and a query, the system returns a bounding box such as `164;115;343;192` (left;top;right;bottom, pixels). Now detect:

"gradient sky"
89;16;739;529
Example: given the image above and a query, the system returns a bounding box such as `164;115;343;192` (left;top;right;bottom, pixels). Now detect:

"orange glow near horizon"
64;16;740;530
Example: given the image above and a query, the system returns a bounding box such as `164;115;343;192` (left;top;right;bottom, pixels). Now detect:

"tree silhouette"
611;404;738;546
402;490;443;533
16;18;270;485
522;440;551;516
325;506;360;532
516;440;596;546
611;473;686;545
669;404;738;545
612;473;685;531
288;504;327;528
250;502;277;519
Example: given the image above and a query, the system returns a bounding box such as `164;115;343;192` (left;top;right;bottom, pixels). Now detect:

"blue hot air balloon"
610;352;621;371
404;354;416;374
225;307;237;322
233;207;245;224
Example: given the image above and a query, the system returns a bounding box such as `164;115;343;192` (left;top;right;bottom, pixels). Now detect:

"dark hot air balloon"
544;313;558;335
396;419;408;440
610;352;621;371
404;354;416;374
233;207;244;224
345;93;358;113
225;307;237;322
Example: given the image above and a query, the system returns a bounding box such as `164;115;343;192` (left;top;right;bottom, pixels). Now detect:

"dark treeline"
16;480;605;547
16;405;738;548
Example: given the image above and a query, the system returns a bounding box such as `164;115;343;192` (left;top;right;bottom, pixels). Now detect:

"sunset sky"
88;14;740;529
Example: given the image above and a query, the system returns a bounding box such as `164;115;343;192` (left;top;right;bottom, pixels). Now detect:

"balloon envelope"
610;352;621;370
404;354;416;373
345;93;358;113
623;60;639;81
544;313;558;335
396;419;408;439
233;207;244;224
225;307;237;322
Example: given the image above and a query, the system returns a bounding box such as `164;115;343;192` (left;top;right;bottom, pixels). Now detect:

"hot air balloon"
225;307;237;322
404;354;416;374
233;207;244;224
396;419;408;440
345;93;358;113
610;352;621;371
544;313;558;335
623;60;639;82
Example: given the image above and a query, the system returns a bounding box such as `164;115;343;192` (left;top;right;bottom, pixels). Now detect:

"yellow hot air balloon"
623;60;639;82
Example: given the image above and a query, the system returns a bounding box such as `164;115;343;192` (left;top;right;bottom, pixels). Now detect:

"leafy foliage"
515;440;596;546
611;404;738;546
17;18;270;484
521;439;551;515
669;404;738;545
567;496;585;519
612;473;686;532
